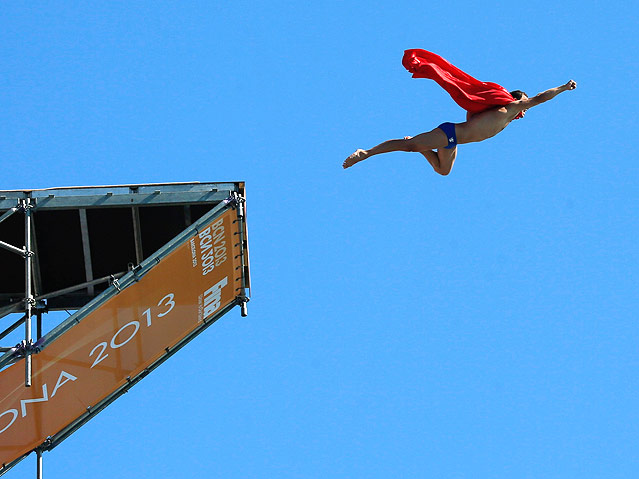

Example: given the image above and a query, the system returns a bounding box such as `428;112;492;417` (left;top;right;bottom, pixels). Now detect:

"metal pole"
36;310;43;340
0;206;19;225
0;239;26;255
34;272;126;302
24;198;33;387
36;448;43;479
0;314;26;342
235;194;249;317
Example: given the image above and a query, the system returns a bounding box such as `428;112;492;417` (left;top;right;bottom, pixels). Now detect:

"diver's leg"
415;148;457;176
416;150;441;172
343;128;448;169
433;147;457;176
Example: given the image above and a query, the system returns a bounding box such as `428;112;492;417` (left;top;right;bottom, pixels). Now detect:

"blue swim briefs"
438;122;457;149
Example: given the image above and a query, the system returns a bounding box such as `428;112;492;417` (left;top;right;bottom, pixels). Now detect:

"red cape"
402;49;521;118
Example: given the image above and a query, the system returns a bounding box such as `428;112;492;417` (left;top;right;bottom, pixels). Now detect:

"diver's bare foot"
343;149;369;169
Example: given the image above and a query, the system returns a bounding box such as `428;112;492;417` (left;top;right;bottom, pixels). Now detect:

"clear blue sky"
2;1;638;478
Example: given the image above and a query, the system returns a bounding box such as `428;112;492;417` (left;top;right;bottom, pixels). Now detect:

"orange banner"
0;208;243;466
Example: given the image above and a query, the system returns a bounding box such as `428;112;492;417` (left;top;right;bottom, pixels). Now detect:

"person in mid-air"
343;49;577;175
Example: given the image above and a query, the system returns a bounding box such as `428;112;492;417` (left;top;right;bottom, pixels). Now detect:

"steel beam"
0;206;19;225
34;273;125;302
184;205;192;226
24;199;33;387
30;190;232;210
131;206;144;265
0;239;24;256
0;314;26;342
0;302;23;321
78;209;94;296
29;213;43;297
36;449;43;479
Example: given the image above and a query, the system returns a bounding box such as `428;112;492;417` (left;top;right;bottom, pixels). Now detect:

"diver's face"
521;94;529;116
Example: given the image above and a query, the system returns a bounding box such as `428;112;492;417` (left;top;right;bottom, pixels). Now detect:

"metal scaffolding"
0;183;251;479
0;199;36;388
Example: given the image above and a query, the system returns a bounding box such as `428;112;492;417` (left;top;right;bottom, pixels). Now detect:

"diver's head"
510;90;528;100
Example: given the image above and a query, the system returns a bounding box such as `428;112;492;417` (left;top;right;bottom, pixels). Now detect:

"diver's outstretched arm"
513;80;577;114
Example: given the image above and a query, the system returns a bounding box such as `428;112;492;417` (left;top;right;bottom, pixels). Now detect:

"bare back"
455;103;522;144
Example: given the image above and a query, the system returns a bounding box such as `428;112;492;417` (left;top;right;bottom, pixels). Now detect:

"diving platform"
0;182;251;477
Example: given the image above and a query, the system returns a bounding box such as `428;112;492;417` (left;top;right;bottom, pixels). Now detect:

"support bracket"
110;275;122;293
226;193;246;218
236;294;250;317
